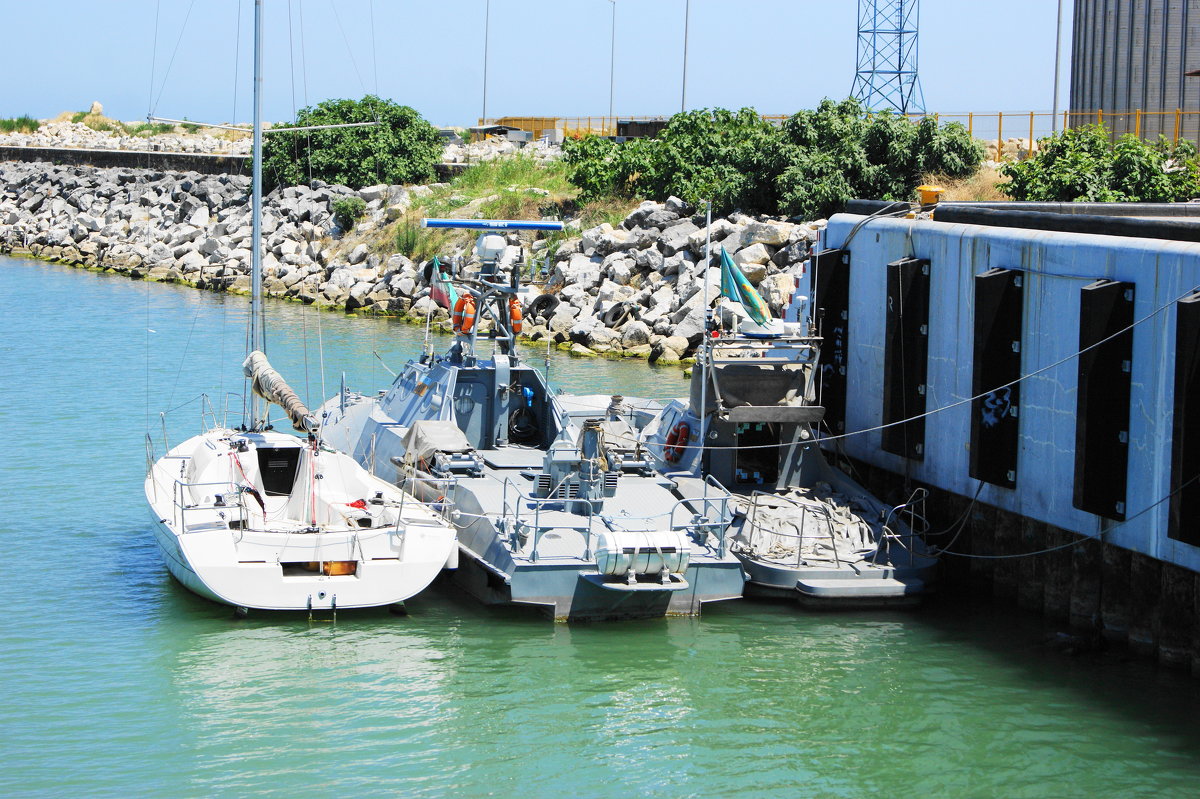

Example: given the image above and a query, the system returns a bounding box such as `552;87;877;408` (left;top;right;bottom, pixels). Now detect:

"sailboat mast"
249;0;265;426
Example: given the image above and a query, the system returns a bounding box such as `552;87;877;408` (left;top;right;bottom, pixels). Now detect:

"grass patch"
0;115;40;133
922;168;1008;203
126;121;176;137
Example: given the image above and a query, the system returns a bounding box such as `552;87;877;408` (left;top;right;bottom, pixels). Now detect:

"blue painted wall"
821;213;1200;573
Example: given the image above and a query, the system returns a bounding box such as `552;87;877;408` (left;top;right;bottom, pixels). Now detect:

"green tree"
263;95;441;191
563;99;985;220
999;125;1200;202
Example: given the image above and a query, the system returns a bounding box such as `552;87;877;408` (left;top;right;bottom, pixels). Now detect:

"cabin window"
256;447;302;496
735;423;780;486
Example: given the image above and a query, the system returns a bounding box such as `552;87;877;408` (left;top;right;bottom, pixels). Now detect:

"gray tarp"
242;351;317;433
401;420;474;465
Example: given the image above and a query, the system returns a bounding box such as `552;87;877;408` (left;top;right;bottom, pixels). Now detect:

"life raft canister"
509;298;523;334
663;421;690;463
452;295;477;334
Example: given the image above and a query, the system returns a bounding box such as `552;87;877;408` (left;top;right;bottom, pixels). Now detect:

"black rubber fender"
525;293;560;319
601;301;639;328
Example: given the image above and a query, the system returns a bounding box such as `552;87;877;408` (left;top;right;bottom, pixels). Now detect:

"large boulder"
620;319;652;348
738;221;791;248
658;220;699;256
759;273;796;315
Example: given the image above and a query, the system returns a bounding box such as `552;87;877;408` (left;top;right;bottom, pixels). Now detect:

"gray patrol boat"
639;315;938;607
319;220;745;621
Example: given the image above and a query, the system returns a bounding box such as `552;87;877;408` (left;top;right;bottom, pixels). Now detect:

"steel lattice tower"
850;0;926;114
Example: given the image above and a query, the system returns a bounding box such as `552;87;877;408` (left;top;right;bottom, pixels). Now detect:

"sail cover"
242;351;318;433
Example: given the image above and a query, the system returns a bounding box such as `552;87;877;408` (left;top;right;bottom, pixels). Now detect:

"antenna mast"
850;0;925;114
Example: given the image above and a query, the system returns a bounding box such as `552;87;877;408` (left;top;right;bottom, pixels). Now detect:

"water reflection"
6;258;1200;797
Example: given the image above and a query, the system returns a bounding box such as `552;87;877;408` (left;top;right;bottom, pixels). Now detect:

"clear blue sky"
4;0;1072;125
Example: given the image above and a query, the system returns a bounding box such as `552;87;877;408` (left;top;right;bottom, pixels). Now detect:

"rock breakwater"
0;160;820;364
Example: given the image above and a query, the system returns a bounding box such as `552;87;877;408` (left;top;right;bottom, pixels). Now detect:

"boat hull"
449;545;745;622
148;508;453;611
736;550;934;608
144;429;456;612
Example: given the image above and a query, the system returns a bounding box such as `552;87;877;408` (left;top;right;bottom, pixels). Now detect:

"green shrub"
126;122;175;137
332;197;367;231
263;95;442;191
0;116;40;134
1000;125;1200;202
562;99;985;220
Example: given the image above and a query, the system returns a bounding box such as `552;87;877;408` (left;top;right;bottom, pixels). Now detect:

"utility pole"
850;0;925;113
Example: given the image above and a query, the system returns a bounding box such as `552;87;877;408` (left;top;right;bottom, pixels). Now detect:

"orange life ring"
509;298;523;334
663;421;690;463
452;296;476;334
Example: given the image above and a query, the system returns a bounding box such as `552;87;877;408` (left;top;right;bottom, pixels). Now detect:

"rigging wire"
297;0;314;184
369;0;379;95
232;0;244;124
150;0;200;115
328;0;368;95
147;0;162;119
936;472;1200;559
609;277;1200;456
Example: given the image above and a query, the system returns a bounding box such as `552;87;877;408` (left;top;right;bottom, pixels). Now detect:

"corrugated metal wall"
1071;0;1200;141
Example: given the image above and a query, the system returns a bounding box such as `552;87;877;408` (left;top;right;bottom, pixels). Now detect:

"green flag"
719;247;771;327
428;255;458;310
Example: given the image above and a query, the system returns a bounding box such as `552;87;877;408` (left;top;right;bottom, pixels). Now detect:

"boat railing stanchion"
160;411;170;453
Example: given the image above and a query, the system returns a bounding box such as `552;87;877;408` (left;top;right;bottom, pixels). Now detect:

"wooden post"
1176;108;1183;143
1101;544;1130;643
997;111;1004;159
1135;108;1142;139
1018;518;1045;613
1128;552;1161;658
1158;563;1195;669
1069;535;1102;630
1042;526;1073;622
968;111;973;137
1028;111;1035;156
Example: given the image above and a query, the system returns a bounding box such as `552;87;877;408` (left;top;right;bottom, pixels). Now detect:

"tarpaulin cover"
401;420;474;465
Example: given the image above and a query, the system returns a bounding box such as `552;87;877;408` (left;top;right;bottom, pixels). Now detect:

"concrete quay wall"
818;213;1200;672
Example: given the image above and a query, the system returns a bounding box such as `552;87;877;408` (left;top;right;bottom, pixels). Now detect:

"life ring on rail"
452;295;477;334
509;298;524;334
663;422;690;463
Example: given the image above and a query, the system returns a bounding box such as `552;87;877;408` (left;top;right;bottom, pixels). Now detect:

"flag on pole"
719;247;771;327
428;255;458;310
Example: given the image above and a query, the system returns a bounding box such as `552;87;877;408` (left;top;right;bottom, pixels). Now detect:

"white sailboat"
144;0;455;613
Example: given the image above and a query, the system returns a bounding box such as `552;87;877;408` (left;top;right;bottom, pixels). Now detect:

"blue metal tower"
850;0;926;114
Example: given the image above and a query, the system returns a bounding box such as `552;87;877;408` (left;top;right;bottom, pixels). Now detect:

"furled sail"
242;351;318;433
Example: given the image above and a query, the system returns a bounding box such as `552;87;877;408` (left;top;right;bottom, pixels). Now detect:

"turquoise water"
3;256;1200;798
